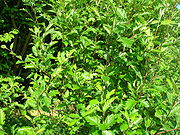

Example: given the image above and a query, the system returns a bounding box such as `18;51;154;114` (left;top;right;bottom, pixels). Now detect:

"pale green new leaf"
85;116;101;126
104;114;117;129
0;109;5;125
103;97;117;112
161;20;174;25
103;24;111;35
82;107;97;117
118;37;134;48
125;99;137;110
102;130;115;135
106;89;115;100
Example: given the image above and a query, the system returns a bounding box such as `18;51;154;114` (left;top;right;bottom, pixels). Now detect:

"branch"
155;128;180;135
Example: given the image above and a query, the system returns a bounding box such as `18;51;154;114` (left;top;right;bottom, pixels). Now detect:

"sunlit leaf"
0;109;5;125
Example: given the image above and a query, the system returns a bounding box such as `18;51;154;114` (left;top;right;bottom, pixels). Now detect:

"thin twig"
156;127;180;134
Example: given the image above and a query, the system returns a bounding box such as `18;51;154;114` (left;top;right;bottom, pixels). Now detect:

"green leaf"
0;130;5;135
96;83;103;91
102;130;115;135
125;99;136;110
10;43;14;50
26;98;37;108
85;116;101;126
72;84;80;90
145;118;151;128
48;90;59;97
1;45;6;49
32;46;38;56
16;127;36;135
120;122;128;131
36;128;45;134
106;89;115;100
101;76;110;83
130;65;142;80
0;109;5;125
151;20;159;24
24;64;35;69
118;37;134;48
169;106;180;116
103;97;117;112
90;99;99;106
68;119;80;126
116;8;127;19
64;90;70;98
10;29;19;34
103;114;117;130
82;72;91;80
69;114;80;118
140;99;149;108
161;20;174;25
91;7;100;17
166;78;173;89
82;107;97;117
103;24;111;35
155;109;163;120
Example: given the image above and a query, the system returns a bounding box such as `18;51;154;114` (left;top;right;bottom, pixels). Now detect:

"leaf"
24;64;35;69
166;78;173;89
1;45;6;49
145;118;151;128
106;89;115;100
26;98;37;108
103;24;111;35
10;29;19;34
96;83;103;91
80;36;92;47
155;109;163;120
64;90;70;98
102;130;115;135
130;117;142;127
104;114;117;129
16;127;36;135
161;20;174;25
72;84;80;90
118;37;134;48
120;122;128;131
68;119;80;126
69;114;80;118
48;90;59;97
103;97;117;112
116;8;127;19
82;72;91;80
130;65;142;80
90;100;99;106
91;7;100;17
169;106;180;116
101;76;110;83
82;107;97;117
0;109;5;125
10;43;14;50
36;128;45;134
32;46;38;56
85;116;101;126
125;99;136;110
0;130;5;135
140;99;149;108
151;20;159;24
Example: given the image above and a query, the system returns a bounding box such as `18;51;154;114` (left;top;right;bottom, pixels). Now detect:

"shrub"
0;0;179;134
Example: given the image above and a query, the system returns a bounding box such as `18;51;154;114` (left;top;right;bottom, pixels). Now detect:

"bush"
0;0;179;134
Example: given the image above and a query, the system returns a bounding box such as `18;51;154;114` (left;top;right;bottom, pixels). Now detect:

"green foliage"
0;0;179;134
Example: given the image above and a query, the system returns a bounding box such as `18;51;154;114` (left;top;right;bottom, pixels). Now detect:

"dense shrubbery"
0;0;179;134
